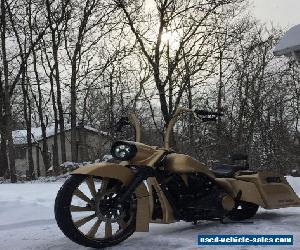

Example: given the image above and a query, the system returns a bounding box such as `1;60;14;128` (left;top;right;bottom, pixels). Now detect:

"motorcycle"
55;108;300;248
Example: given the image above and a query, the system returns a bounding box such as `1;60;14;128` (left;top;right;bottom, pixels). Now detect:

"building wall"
15;158;27;176
15;145;29;176
15;128;111;177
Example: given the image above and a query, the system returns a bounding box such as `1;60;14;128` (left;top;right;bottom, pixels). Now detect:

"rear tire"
55;175;136;248
228;201;259;221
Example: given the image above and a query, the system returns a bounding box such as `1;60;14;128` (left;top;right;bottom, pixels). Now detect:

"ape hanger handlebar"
162;107;223;149
194;109;224;117
116;107;223;149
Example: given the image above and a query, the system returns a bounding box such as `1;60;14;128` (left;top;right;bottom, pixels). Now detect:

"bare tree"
44;0;69;164
63;0;116;161
115;0;242;127
0;0;49;181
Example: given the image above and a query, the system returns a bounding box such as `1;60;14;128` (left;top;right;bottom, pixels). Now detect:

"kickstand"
220;217;254;224
192;220;200;225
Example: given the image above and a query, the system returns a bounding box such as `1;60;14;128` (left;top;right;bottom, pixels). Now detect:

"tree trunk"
50;70;59;173
0;137;8;177
7;121;17;183
36;146;41;177
217;51;223;128
216;50;224;158
45;0;67;163
22;66;35;180
70;62;77;162
53;46;66;163
0;74;8;177
66;0;97;162
1;0;16;183
31;48;51;172
187;78;194;146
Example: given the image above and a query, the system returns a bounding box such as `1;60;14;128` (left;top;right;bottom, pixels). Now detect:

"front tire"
55;175;136;248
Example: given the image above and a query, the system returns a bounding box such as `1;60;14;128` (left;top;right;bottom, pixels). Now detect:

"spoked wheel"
55;175;136;248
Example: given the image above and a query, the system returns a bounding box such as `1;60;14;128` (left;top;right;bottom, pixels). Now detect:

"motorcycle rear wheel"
228;201;259;221
55;174;136;248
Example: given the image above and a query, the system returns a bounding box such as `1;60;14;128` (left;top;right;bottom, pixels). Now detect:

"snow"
0;177;300;250
8;124;107;145
102;154;113;162
274;24;300;57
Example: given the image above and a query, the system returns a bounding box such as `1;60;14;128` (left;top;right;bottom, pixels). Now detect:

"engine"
158;172;233;221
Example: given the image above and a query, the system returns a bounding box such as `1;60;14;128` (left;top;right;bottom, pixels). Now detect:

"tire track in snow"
0;219;56;231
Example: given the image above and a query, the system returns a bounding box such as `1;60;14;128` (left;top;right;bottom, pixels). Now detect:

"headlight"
111;141;137;161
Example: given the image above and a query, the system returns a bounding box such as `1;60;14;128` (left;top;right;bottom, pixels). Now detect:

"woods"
0;0;299;182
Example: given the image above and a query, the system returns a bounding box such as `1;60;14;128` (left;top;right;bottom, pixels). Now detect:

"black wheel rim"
69;176;136;240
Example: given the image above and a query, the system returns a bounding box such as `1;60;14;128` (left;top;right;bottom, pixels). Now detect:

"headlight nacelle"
111;141;137;161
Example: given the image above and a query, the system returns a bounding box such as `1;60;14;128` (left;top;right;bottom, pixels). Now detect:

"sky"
252;0;300;28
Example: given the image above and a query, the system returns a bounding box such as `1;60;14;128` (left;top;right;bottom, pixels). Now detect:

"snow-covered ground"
0;177;300;250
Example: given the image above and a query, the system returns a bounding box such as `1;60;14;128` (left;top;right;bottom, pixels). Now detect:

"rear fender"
71;163;150;232
236;172;300;209
216;172;300;209
216;178;265;207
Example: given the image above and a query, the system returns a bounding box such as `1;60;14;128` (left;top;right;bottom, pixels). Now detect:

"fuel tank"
165;153;214;178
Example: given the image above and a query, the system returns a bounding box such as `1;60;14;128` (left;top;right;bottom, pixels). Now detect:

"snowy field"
0;177;300;250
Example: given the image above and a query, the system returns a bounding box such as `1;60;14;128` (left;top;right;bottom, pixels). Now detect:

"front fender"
71;163;150;232
72;163;135;185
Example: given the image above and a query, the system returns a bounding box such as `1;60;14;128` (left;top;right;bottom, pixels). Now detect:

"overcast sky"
252;0;300;28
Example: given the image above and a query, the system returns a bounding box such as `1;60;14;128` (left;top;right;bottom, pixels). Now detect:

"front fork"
117;165;155;204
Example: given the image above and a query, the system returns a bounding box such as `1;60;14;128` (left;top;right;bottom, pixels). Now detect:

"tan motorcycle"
55;108;300;248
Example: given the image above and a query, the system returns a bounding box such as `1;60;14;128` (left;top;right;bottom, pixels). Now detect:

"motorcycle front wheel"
55;175;136;248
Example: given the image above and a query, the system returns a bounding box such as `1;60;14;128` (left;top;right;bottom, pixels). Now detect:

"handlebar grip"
210;111;224;117
202;117;217;122
195;109;224;117
114;117;131;132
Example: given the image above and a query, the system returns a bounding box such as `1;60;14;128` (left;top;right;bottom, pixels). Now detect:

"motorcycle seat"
211;164;249;178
